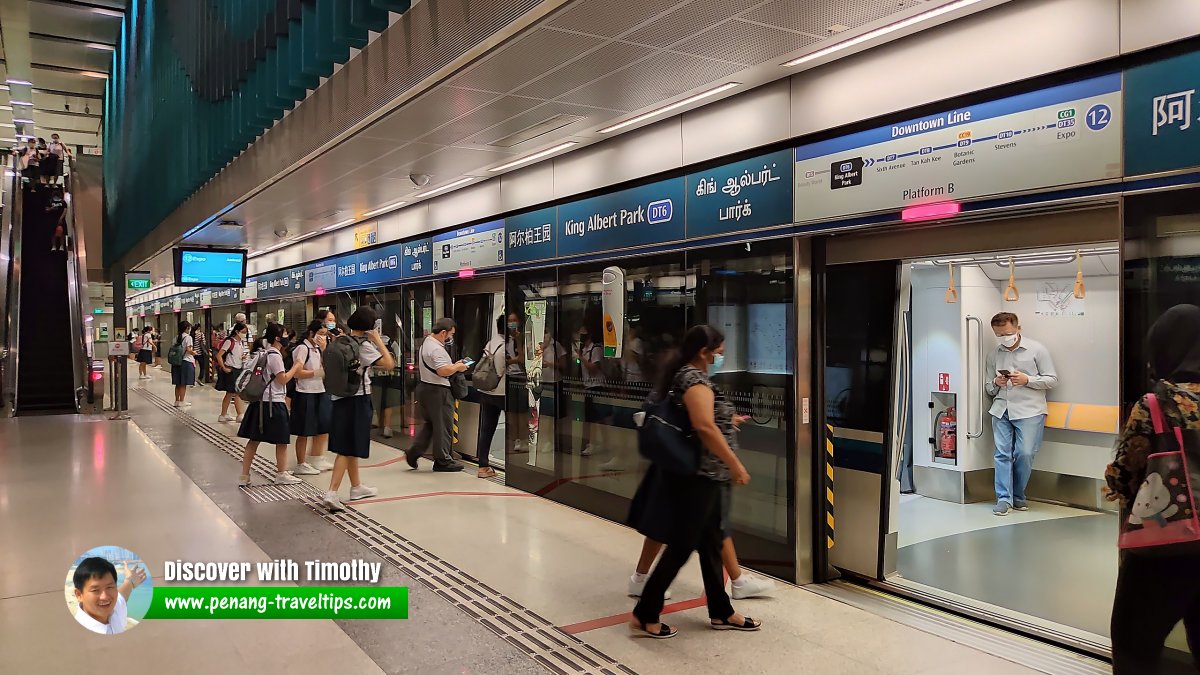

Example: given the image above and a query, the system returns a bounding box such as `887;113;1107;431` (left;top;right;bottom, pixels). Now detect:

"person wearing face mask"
298;310;339;471
216;322;249;423
290;319;333;475
575;323;609;456
237;323;305;487
984;312;1058;516
474;313;511;478
407;317;470;472
629;324;759;638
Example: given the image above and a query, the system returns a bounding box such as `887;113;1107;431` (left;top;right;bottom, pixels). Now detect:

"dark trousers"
476;393;504;469
411;383;455;465
196;351;209;383
632;476;734;625
1111;552;1200;674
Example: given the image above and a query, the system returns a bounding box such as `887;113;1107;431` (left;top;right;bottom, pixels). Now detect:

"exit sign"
128;278;151;290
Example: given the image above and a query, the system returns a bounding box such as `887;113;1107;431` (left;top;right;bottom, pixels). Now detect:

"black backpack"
323;335;366;398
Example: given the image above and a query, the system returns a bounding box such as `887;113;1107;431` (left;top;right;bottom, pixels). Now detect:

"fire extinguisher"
937;407;957;459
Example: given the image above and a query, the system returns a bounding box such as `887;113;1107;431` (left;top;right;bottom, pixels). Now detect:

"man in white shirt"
407;318;470;472
984;312;1059;516
72;557;146;635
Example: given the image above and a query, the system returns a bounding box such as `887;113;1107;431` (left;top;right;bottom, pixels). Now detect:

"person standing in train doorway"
407;318;470;472
985;312;1058;516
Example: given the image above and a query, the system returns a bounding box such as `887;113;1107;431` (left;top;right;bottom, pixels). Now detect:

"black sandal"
630;620;678;639
710;616;761;631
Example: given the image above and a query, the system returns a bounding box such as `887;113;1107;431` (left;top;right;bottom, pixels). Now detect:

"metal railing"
62;160;95;412
0;157;21;416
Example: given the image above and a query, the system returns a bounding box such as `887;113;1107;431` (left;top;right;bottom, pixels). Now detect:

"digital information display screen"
174;248;247;287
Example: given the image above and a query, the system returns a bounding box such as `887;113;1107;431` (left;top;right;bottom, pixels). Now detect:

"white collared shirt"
74;594;128;635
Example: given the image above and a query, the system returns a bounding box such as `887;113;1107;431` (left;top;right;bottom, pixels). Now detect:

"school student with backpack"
135;326;154;380
1106;304;1200;673
290;319;334;475
216;322;248;423
169;320;197;408
237;323;305;487
320;307;395;512
473;313;509;479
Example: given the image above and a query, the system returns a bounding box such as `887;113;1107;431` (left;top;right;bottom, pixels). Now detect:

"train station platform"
0;369;1100;674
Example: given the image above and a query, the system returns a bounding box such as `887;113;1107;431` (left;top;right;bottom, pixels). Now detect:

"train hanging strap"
945;262;958;304
1073;251;1086;299
1004;258;1020;302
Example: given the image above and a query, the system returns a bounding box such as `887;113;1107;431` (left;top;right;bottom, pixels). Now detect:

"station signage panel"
556;178;686;257
256;268;304;299
305;262;338;293
794;73;1123;223
432;220;505;274
208;287;241;306
179;291;202;310
353;243;403;288
402;237;433;278
1124;49;1200;176
505;208;556;264
687;149;794;239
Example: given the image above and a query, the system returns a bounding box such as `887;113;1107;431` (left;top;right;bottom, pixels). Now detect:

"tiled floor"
0;371;1058;674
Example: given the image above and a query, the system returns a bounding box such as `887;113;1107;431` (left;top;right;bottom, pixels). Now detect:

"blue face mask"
709;353;725;374
325;322;336;331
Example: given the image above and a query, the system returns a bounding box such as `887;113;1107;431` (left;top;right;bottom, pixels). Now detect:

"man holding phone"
984;312;1058;516
408;317;470;472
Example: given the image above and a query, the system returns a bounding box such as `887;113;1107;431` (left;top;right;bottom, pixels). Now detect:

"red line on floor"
559;595;708;635
350;491;538;506
535;470;630;496
361;455;409;468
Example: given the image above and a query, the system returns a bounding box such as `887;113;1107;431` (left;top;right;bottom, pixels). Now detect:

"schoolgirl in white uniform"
290;318;334;474
216;322;248;422
237;323;304;486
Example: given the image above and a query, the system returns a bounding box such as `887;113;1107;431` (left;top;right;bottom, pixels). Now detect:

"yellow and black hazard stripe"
451;399;460;446
826;423;835;550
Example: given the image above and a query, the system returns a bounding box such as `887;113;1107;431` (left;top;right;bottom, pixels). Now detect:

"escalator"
14;184;77;413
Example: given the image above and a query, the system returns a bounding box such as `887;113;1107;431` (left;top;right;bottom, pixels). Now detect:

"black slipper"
631;621;678;639
711;616;761;631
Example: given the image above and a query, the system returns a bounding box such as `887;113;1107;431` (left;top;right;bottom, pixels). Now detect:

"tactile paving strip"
134;388;637;675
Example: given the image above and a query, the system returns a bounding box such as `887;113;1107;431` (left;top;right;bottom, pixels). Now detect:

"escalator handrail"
61;163;94;411
1;159;24;416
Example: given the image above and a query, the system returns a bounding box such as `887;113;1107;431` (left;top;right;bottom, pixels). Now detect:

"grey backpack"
323;335;366;398
472;342;503;392
236;351;270;403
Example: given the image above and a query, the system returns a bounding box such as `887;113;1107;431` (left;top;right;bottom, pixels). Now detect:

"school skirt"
136;349;154;364
329;396;373;459
290;391;332;437
171;362;196;386
238;401;290;444
215;367;241;392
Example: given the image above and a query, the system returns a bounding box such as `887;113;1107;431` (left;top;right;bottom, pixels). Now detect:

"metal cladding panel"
672;19;819;66
1120;0;1200;54
452;27;604;94
547;0;682;38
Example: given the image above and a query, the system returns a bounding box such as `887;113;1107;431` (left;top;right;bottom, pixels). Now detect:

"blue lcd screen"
174;248;247;287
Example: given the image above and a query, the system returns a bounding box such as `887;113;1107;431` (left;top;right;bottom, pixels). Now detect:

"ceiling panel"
548;0;683;38
742;0;906;36
390;145;510;179
462;101;614;146
452;28;605;94
26;69;106;95
513;40;655;102
417;95;544;146
32;110;101;133
624;0;763;48
559;50;743;110
27;39;112;71
359;86;500;142
673;19;820;66
28;5;122;44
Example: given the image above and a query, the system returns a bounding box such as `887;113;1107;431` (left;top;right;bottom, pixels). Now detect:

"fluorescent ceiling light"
599;83;740;134
412;177;475;199
362;201;407;218
81;71;109;79
87;43;115;51
0;106;12;112
0;85;8;91
321;218;357;232
0;123;14;128
783;0;988;68
488;141;578;172
13;118;34;124
91;7;124;18
9;101;32;107
5;79;31;86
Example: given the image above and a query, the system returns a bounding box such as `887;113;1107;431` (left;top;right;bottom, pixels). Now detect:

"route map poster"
794;74;1122;223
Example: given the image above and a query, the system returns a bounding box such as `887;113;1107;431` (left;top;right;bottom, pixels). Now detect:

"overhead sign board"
687;149;794;239
556;178;686;257
794;73;1123;223
432;220;505;274
1124;49;1200;176
505;208;556;264
402;238;433;278
126;271;152;292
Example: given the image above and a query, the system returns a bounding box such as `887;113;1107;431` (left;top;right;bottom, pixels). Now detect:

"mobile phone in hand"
998;369;1011;377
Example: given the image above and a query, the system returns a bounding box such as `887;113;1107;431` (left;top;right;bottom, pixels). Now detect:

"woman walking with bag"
629;324;760;639
1107;304;1200;673
237;323;304;487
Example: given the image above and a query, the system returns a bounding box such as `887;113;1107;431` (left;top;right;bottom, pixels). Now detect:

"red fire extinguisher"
938;407;957;459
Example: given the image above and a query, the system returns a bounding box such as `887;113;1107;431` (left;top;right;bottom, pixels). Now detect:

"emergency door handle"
965;315;984;439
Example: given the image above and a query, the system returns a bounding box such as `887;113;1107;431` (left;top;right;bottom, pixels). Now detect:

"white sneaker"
173;401;183;408
218;415;234;422
322;491;345;512
599;457;624;472
628;574;671;600
381;427;394;439
274;472;302;485
312;456;335;471
139;375;152;380
348;485;378;501
181;401;193;407
237;475;251;487
235;416;244;423
293;463;320;476
581;444;596;456
730;575;775;600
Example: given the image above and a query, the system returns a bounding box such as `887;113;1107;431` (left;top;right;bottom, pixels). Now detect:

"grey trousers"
411;383;455;464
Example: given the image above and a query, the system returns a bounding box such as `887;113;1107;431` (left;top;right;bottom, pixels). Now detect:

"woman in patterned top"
630;324;760;639
1106;304;1200;673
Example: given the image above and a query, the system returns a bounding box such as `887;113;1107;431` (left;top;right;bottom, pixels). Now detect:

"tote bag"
1118;393;1200;551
